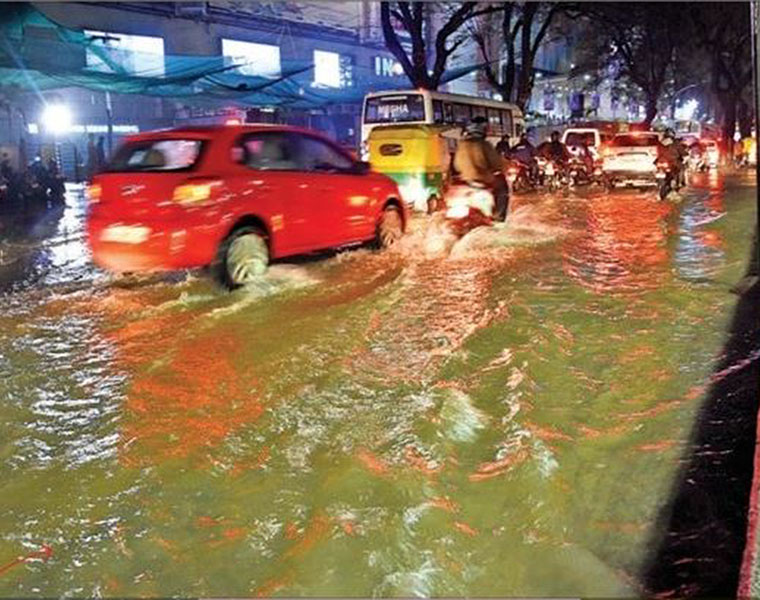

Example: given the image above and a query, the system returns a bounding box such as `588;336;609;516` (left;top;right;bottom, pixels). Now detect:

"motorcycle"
443;178;495;236
686;151;707;174
655;160;682;200
505;159;534;194
536;157;561;191
567;156;593;186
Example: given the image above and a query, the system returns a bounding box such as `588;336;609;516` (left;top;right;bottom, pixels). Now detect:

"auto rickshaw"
367;124;453;213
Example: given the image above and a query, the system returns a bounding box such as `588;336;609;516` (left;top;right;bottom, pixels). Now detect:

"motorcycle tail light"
172;179;222;205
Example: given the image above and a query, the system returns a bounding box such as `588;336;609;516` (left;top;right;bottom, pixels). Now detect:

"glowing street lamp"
41;103;73;135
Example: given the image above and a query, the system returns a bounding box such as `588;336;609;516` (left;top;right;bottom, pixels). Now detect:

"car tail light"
656;161;669;169
172;179;222;205
87;183;102;204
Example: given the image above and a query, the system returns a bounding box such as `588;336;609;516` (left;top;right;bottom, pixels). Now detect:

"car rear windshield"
611;135;659;147
364;94;425;124
107;139;205;172
565;132;596;147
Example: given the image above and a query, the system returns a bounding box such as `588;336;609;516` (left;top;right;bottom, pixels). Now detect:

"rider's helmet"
464;117;488;140
550;130;561;142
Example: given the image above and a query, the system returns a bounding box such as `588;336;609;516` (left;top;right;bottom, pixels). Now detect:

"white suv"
602;132;661;188
562;128;608;161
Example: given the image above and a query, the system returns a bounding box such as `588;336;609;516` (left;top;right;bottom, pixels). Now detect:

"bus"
360;89;524;158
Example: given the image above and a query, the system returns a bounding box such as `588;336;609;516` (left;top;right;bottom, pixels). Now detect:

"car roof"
123;124;332;144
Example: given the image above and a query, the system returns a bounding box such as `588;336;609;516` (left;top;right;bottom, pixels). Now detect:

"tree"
580;3;686;126
380;2;497;90
472;2;574;111
689;2;753;145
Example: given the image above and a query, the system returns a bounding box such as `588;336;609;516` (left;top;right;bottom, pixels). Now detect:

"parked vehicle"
602;132;661;189
87;125;407;289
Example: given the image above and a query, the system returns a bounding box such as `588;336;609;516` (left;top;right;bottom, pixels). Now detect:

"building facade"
6;1;480;177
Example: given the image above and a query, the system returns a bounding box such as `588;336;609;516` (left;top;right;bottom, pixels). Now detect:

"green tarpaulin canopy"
0;3;485;109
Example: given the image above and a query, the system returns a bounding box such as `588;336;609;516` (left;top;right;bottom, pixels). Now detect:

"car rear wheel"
377;205;403;248
218;227;269;289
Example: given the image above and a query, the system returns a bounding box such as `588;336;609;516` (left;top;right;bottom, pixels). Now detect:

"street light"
41;103;73;135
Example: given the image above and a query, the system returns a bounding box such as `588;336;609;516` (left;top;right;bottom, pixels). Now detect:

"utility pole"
105;91;113;156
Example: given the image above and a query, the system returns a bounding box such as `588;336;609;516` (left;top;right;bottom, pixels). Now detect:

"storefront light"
41;103;73;135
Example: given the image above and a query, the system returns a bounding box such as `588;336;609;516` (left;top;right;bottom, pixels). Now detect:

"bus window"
500;109;513;136
454;103;471;124
487;108;502;133
433;100;444;124
364;94;425;124
472;105;486;120
443;103;454;124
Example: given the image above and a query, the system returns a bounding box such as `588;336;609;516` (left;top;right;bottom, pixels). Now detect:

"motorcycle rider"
495;134;512;157
537;131;572;166
657;129;688;189
452;116;509;221
509;133;539;183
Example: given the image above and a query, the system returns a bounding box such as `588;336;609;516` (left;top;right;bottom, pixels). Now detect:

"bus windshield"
364;94;425;124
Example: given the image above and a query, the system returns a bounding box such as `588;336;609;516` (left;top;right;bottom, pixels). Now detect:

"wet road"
0;171;756;597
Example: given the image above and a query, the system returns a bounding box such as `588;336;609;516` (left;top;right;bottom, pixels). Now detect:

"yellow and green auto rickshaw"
367;124;454;213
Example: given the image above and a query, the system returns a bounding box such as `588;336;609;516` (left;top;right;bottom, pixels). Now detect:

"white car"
602;132;661;188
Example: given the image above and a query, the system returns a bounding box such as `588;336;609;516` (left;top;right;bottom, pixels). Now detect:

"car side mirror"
354;161;371;174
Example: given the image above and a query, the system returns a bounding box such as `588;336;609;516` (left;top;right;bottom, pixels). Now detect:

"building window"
313;50;341;88
340;55;354;88
85;30;165;76
221;39;281;78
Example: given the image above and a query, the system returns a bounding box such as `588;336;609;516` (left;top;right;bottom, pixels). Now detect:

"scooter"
505;159;534;194
567;157;593;186
655;160;682;200
443;178;495;236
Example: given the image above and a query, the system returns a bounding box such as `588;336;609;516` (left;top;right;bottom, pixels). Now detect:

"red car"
87;125;406;287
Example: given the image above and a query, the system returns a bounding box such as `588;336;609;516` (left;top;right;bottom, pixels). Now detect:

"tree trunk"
643;96;658;127
719;91;738;156
738;98;753;138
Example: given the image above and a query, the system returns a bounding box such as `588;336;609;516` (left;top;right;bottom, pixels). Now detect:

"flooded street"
0;171;756;597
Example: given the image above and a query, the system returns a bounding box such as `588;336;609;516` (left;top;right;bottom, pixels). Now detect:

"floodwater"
0;171;756;597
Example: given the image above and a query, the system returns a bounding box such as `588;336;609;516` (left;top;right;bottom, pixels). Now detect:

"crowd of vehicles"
84;89;738;288
361;90;524;212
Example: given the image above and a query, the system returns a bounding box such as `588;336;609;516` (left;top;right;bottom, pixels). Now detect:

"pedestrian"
86;133;97;181
96;136;106;172
0;152;13;182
